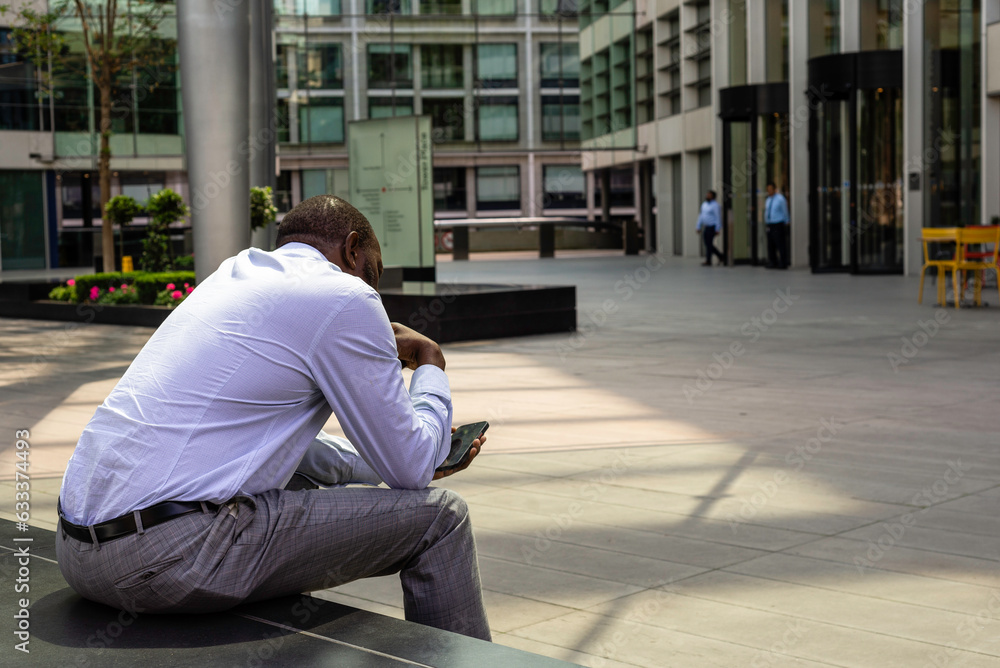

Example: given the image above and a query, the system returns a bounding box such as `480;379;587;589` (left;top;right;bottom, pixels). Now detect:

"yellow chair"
955;226;1000;308
919;228;959;307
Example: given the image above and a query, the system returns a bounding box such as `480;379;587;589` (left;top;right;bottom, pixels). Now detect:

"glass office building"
0;0;582;271
580;0;997;276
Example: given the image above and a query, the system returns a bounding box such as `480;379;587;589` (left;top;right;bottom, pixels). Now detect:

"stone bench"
1;519;577;667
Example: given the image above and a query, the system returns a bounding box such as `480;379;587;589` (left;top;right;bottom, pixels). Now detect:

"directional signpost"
348;116;435;282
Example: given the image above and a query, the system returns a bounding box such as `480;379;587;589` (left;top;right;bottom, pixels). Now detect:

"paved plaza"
2;252;999;667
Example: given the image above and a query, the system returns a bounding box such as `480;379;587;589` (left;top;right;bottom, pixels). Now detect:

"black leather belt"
59;500;219;544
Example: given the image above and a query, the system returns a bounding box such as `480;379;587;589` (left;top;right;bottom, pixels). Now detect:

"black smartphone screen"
437;421;489;471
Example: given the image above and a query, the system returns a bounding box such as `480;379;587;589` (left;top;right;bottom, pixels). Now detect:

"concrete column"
841;0;859;53
902;0;924;275
682;151;702;257
713;0;731;245
600;169;611;222
178;0;252;283
250;0;276;250
655;156;673;256
788;0;809;268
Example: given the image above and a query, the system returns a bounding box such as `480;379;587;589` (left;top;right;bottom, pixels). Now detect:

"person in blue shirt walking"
764;182;789;269
695;190;726;266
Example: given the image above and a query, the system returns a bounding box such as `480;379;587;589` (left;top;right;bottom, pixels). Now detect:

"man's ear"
342;230;360;270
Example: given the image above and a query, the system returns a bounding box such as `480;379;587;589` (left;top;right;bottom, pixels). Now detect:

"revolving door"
809;51;904;274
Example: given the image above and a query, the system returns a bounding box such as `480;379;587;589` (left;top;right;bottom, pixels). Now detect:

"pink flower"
171;290;183;300
166;283;175;291
185;286;193;294
183;283;190;288
121;283;128;290
67;279;76;286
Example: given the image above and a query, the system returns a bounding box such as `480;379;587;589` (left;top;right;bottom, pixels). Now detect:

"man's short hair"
767;181;777;189
707;190;717;199
276;195;377;252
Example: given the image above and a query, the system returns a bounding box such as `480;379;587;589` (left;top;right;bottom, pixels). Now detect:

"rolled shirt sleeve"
306;289;452;490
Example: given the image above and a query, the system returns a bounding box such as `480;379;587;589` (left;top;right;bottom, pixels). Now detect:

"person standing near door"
764;182;789;269
696;190;726;266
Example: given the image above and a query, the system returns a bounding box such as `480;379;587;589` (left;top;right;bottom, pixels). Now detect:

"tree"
141;188;187;272
1;1;172;273
105;194;140;265
250;186;277;233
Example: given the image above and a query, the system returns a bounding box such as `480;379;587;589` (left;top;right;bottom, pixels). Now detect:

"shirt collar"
274;242;343;272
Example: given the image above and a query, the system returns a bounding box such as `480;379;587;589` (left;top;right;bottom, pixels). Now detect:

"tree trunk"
98;82;114;273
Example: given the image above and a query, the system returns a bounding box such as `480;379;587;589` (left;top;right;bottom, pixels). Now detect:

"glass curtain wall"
860;0;903;50
765;0;788;82
809;0;840;57
925;0;981;228
812;99;850;270
729;0;747;87
0;171;46;270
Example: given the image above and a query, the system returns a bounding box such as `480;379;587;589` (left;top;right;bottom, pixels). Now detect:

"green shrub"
48;283;77;302
250;186;277;232
141;189;189;272
172;254;194;270
134;271;196;304
73;272;140;303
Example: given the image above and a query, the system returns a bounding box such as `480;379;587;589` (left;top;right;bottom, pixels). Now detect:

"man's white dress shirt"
60;243;453;526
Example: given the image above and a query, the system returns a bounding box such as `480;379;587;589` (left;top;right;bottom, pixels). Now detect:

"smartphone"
437;421;489;472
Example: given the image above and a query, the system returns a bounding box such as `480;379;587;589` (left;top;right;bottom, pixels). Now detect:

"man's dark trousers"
702;228;725;265
766;223;789;268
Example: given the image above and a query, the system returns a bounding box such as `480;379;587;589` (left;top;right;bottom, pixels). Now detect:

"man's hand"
392;322;446;371
433;427;486;480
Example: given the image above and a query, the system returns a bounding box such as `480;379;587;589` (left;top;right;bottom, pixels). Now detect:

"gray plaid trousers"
55;486;491;641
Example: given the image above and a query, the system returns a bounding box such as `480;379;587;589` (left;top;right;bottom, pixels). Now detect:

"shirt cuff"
410;364;451;400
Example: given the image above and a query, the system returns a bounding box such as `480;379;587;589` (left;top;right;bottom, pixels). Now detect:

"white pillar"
250;0;276;250
745;0;766;83
902;0;924;275
788;0;809;268
841;0;859;53
178;0;252;283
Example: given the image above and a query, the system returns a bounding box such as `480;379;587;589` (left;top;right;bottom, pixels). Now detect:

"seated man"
56;195;490;641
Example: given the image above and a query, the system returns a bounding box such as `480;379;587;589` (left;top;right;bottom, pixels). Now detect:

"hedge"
71;271;196;305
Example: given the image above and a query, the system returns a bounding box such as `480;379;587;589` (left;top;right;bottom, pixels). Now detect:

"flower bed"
49;271;196;307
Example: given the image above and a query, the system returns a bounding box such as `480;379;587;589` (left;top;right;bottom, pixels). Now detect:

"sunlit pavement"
3;252;999;667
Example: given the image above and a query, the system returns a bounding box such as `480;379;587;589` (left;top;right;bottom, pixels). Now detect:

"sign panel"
348;116;435;281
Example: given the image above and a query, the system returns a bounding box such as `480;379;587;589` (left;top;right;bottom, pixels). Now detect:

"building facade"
580;0;1000;276
0;0;583;272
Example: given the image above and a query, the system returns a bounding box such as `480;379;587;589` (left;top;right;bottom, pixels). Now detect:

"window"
298;96;345;142
274;0;342;14
657;10;681;117
120;173;166;206
635;28;653;124
543;165;585;209
476;44;517;87
422;45;464;89
276;44;293;89
540;0;578;16
421;0;462;14
302;168;350;200
0;29;40;130
808;0;840;57
540;43;580;88
861;0;903;50
368;44;412;88
477;97;518;141
685;0;712;109
424;97;466;142
474;0;515;15
277;98;290;142
433;167;467;211
476;166;520;210
298;44;343;89
367;0;412;14
541;95;580;141
765;0;788;82
369;96;414;118
134;43;180;135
